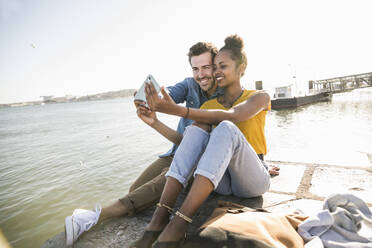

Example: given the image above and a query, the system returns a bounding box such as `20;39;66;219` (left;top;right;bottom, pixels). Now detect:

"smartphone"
134;75;161;106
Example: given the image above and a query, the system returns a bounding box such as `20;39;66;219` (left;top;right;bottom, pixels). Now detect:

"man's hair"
187;42;218;64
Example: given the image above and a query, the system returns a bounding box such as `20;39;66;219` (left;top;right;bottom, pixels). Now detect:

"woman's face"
213;50;242;88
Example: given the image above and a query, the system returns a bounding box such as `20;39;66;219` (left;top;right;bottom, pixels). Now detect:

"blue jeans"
165;121;270;198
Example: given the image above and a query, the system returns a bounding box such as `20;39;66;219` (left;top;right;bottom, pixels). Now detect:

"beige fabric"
201;201;308;248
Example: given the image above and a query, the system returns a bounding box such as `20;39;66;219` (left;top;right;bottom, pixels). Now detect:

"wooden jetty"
269;72;372;110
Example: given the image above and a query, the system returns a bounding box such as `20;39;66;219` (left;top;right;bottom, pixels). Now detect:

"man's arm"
166;78;190;104
145;84;270;125
136;105;183;145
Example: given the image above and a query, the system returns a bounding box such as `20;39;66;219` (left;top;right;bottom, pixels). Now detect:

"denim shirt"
159;77;223;157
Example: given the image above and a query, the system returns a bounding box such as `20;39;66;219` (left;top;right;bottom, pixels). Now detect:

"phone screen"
134;75;161;103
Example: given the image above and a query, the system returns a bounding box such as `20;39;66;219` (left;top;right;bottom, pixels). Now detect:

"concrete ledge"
42;160;372;248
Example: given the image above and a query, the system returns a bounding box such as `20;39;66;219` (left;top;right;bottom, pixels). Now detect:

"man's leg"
65;157;172;245
100;156;173;222
129;156;173;192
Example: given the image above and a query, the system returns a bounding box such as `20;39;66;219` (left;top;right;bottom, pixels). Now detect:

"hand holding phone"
134;75;161;107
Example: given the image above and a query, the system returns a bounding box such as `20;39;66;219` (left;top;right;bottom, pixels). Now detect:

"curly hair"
220;34;247;76
187;42;218;64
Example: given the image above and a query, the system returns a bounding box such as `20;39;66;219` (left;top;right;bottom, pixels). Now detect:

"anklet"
175;211;192;223
156;203;173;214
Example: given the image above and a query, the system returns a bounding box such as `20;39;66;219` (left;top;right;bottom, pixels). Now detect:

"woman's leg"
196;120;270;197
146;125;211;230
155;121;270;243
164;125;210;187
156;175;214;242
146;177;183;231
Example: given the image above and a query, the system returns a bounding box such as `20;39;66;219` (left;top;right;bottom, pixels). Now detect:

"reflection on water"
273;106;303;126
0;88;371;247
266;87;372;165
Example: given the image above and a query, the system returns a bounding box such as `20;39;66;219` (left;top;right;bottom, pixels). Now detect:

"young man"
64;42;222;246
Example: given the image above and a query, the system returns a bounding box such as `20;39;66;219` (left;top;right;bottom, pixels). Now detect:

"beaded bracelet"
175;210;192;223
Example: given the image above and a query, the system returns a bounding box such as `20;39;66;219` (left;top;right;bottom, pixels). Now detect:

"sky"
0;0;371;104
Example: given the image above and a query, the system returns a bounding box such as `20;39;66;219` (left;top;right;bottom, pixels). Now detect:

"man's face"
190;52;216;94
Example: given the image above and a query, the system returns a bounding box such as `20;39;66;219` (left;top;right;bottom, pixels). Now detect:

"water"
266;87;372;166
0;88;371;247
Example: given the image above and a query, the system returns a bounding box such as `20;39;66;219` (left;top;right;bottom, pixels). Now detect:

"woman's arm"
145;83;270;125
136;105;183;145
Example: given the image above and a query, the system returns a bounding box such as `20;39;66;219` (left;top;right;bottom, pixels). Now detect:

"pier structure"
312;72;372;93
270;71;371;110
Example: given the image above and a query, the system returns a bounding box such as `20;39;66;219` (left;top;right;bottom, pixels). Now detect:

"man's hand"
134;100;146;108
145;83;176;113
136;105;157;126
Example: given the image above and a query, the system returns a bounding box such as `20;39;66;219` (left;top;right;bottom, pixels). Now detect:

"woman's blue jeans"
165;120;270;198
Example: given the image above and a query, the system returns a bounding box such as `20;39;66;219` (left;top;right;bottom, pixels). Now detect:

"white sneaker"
65;204;101;246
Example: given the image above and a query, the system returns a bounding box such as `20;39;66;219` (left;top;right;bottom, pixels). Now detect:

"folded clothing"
298;193;372;248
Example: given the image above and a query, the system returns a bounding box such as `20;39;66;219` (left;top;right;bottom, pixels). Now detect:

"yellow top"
200;89;270;155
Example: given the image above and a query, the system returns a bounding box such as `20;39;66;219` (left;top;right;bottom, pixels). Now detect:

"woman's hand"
145;83;177;114
136;105;158;126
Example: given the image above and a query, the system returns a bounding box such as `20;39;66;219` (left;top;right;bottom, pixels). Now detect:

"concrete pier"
42;156;372;248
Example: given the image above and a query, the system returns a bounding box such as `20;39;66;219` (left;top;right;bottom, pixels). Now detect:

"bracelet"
175;210;193;223
184;107;190;119
156;202;173;214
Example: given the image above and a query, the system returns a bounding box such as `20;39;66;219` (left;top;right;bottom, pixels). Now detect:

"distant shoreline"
0;89;136;108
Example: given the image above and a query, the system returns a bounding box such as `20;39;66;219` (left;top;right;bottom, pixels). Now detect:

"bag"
183;201;308;248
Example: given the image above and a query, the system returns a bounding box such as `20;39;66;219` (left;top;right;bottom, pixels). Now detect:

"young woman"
132;35;271;248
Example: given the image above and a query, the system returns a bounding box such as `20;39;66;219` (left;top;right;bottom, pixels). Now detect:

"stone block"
269;163;306;194
310;167;372;204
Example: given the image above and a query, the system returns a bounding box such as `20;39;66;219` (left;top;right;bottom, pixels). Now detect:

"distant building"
40;95;54;102
64;95;76;101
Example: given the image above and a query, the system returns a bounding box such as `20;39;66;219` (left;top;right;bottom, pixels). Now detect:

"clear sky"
0;0;371;104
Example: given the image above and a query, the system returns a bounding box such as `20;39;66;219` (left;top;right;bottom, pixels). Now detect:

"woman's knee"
217;120;235;129
212;120;238;137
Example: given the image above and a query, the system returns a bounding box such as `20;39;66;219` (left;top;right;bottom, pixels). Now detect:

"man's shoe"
65;204;101;246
